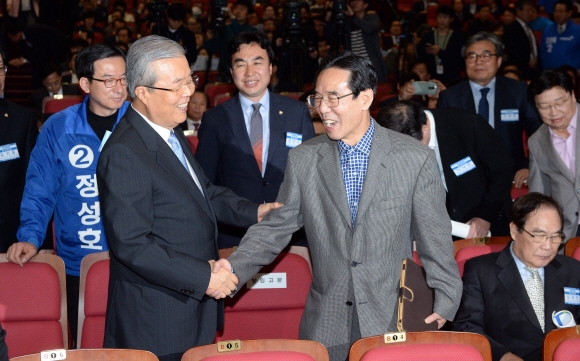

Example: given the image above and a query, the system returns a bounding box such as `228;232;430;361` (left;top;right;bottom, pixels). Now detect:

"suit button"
577;189;580;194
346;301;353;306
262;181;269;186
351;261;358;267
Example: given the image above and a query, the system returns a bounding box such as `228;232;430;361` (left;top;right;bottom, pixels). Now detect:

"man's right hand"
398;80;416;100
206;260;238;299
6;242;39;267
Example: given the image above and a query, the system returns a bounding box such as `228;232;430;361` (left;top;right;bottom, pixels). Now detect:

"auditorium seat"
181;339;329;361
10;348;159;361
454;237;511;277
543;325;580;361
349;331;492;361
43;95;83;114
204;83;237;107
564;237;580;261
214;252;312;341
0;254;68;358
77;251;110;348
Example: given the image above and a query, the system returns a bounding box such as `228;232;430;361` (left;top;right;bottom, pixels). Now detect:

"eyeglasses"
0;66;8;76
536;95;571;114
140;74;199;94
306;92;354;108
465;53;498;63
91;76;127;88
522;228;564;244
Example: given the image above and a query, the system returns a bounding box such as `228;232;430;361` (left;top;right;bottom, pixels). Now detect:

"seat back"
204;83;237;107
181;339;329;361
0;254;68;358
455;244;508;277
543;325;580;361
77;252;110;348
186;135;199;155
43;95;83;114
10;348;159;361
215;252;312;341
564;237;580;258
349;331;492;361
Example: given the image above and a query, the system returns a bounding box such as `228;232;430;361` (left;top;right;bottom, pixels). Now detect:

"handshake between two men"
205;201;284;299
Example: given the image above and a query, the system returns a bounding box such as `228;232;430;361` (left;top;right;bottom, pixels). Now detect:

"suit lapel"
126;107;213;220
0;100;10;143
266;93;284;171
497;247;544;331
433;116;457;193
317;138;352;229
459;81;476;113
538;124;575;183
574;104;580;189
544;258;566;334
356;126;394;229
226;96;261;175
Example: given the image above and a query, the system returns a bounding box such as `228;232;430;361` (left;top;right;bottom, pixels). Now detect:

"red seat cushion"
456;244;508;277
202;351;316;361
554;338;580;361
360;343;485;361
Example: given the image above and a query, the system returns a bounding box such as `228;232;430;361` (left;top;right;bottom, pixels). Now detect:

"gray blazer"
229;122;462;361
528;103;580;240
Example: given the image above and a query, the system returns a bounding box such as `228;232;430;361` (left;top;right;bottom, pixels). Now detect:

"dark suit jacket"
430;108;513;236
503;21;535;79
416;30;464;85
195;92;315;248
22;24;69;88
438;76;542;174
97;106;259;361
0;323;6;361
0;99;38;252
453;245;580;361
30;84;81;113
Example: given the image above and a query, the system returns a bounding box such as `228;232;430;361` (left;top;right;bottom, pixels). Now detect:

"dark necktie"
250;103;263;174
478;87;490;124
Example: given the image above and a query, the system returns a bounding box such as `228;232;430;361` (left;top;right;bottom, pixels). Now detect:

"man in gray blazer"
528;69;580;241
211;52;462;361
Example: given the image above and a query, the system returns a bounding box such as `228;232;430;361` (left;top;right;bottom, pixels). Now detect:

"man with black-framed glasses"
528;69;580;241
454;192;580;361
438;31;542;194
6;43;130;345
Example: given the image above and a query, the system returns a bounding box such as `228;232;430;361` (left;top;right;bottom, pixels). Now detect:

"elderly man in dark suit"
528;69;580;241
378;101;514;237
97;35;279;361
212;52;462;361
0;46;37;252
196;31;315;248
453;193;580;361
438;32;542;188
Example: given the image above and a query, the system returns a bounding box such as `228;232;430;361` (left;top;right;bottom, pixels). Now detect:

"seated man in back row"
453;192;580;361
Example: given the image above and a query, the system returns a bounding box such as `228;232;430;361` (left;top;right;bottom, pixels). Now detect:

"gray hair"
461;31;504;58
126;35;186;99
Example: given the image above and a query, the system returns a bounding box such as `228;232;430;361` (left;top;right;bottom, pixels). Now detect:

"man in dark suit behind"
378;101;513;237
438;32;542;188
0;46;38;252
453;193;580;361
196;31;315;248
30;63;81;114
97;35;279;361
503;0;538;80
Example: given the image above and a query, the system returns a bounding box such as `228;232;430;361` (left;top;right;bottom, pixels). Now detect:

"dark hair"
113;0;127;11
502;69;521;79
75;43;126;79
0;44;6;64
479;4;492;11
528;69;574;98
83;10;95;20
192;91;210;105
557;64;577;84
234;0;255;14
40;63;62;81
397;72;420;88
69;38;90;52
376;100;426;141
437;5;455;17
462;31;504;57
515;0;534;11
318;51;378;97
4;19;22;36
228;31;274;69
167;3;187;21
117;26;133;38
555;0;573;12
511;192;564;233
504;7;516;16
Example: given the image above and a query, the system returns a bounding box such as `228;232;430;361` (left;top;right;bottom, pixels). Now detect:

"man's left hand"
425;312;447;329
466;217;491;238
257;202;283;222
513;168;529;188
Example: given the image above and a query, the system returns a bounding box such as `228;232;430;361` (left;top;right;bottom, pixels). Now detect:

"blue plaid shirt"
338;120;375;227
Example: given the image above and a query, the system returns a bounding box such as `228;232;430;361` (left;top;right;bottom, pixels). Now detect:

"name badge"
286;132;302;148
501;109;519;122
0;143;20;162
451;156;476;176
564;287;580;305
98;130;112;152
